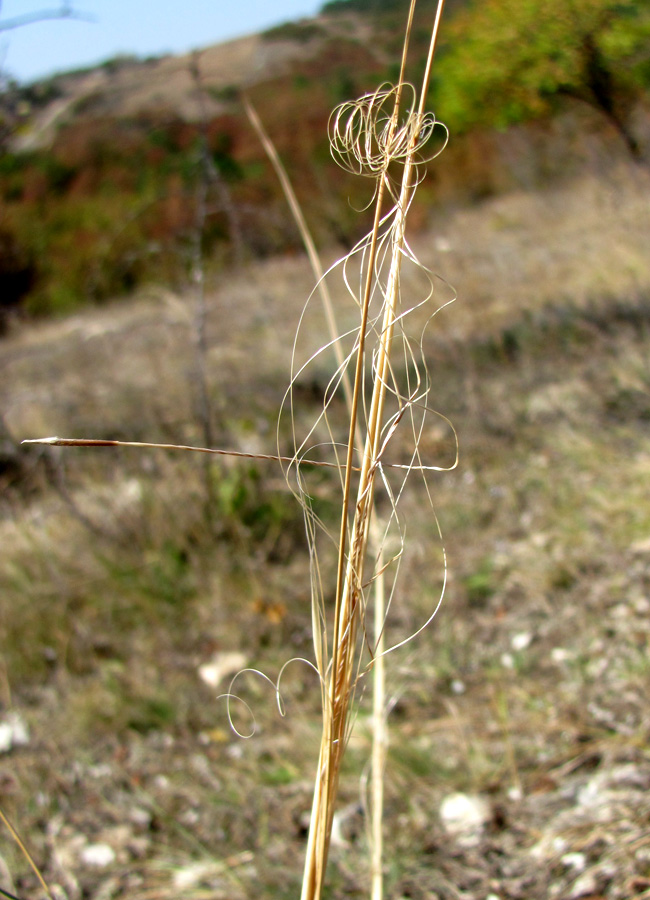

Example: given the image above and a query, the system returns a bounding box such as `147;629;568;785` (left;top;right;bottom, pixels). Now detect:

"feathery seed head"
328;82;445;177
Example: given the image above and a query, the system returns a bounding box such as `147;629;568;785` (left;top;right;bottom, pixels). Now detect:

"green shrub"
434;0;650;154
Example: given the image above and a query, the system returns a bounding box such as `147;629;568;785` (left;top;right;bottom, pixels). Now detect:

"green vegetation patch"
433;0;650;157
262;21;325;42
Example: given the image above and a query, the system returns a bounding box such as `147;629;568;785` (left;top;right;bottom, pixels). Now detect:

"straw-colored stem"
300;1;447;892
303;104;411;900
370;545;386;900
242;95;388;900
243;95;398;900
241;96;355;418
300;142;392;900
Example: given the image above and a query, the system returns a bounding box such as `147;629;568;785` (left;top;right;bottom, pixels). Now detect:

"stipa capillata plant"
279;4;456;896
23;1;456;897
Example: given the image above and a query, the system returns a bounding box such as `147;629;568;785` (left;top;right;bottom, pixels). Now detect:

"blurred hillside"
0;0;648;320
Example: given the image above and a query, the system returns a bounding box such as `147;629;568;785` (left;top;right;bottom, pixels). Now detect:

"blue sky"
1;1;323;83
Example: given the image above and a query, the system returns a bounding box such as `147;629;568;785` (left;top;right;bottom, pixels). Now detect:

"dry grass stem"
242;96;354;417
293;2;451;896
370;545;387;900
243;95;396;896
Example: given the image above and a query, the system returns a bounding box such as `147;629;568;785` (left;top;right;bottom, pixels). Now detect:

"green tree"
434;0;650;157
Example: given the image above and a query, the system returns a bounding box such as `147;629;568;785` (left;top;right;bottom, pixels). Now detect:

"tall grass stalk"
370;544;386;900
244;95;390;897
297;2;448;896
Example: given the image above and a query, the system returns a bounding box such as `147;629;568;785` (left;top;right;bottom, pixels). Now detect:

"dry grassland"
1;159;649;899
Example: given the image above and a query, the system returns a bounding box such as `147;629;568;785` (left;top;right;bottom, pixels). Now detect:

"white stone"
80;843;115;867
0;724;12;754
434;236;452;253
552;836;569;853
0;712;29;753
439;793;490;847
198;651;248;688
128;807;152;828
329;810;349;848
511;632;532;651
561;852;587;871
174;862;215;890
568;871;598;899
180;809;200;827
